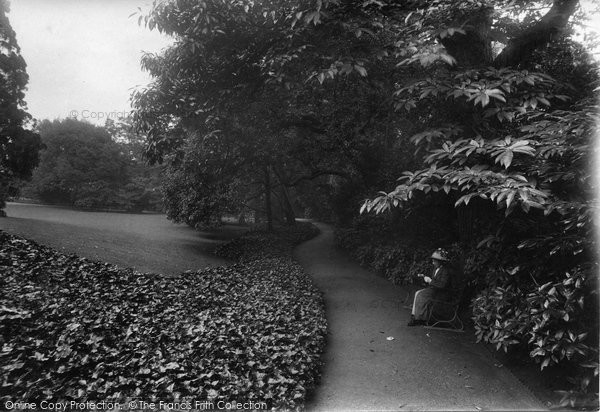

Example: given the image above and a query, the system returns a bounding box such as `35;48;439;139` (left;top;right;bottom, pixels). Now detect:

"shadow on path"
294;222;545;412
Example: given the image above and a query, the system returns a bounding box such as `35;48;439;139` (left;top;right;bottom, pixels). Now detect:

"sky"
8;0;173;125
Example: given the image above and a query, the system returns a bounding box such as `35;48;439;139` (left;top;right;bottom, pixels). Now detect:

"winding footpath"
294;223;545;412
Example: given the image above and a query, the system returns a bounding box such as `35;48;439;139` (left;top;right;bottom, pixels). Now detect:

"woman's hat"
431;248;449;261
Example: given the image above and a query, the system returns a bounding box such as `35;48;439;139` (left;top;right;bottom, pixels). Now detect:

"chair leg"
425;325;464;333
425;311;464;332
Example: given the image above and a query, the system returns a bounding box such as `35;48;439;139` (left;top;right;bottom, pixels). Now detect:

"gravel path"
0;202;246;275
294;222;545;412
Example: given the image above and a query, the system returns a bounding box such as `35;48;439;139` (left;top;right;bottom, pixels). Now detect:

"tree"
26;119;129;209
0;0;42;213
131;0;359;228
133;0;427;227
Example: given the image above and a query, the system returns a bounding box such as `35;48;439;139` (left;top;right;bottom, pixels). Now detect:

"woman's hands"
417;273;432;284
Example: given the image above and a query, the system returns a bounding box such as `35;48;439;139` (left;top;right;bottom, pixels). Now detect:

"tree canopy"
26;119;129;208
25;118;163;212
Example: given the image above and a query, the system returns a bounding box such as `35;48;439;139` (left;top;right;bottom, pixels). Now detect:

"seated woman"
407;248;453;326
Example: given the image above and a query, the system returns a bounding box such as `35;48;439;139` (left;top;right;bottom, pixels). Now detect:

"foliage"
0;224;325;409
335;222;466;287
471;265;598;408
336;227;426;285
215;222;320;263
24;119;129;208
362;76;593;217
132;0;422;226
0;0;42;209
106;117;164;212
131;2;299;226
115;177;163;213
132;0;596;226
23;118;163;212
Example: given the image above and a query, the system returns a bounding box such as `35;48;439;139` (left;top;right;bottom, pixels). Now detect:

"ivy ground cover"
0;223;326;409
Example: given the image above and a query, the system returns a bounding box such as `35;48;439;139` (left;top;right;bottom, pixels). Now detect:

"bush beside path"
295;222;545;411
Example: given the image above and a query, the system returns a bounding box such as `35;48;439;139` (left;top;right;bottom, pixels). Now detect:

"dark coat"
427;265;452;301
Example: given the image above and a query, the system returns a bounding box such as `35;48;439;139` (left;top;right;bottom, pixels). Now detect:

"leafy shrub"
335;227;463;286
0;225;326;410
472;265;599;408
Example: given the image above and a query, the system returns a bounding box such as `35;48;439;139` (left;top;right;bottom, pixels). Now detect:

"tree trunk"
440;0;579;69
493;0;579;68
279;185;296;226
264;165;273;231
272;164;296;225
440;5;494;66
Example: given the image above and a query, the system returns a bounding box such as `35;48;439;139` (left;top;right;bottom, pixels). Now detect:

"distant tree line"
21;118;163;212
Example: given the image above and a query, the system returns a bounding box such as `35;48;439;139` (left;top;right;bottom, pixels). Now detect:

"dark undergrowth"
214;222;320;262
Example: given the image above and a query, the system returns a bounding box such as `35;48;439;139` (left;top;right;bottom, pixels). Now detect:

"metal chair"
424;293;465;332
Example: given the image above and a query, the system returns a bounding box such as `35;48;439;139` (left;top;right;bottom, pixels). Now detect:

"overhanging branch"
493;0;579;68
